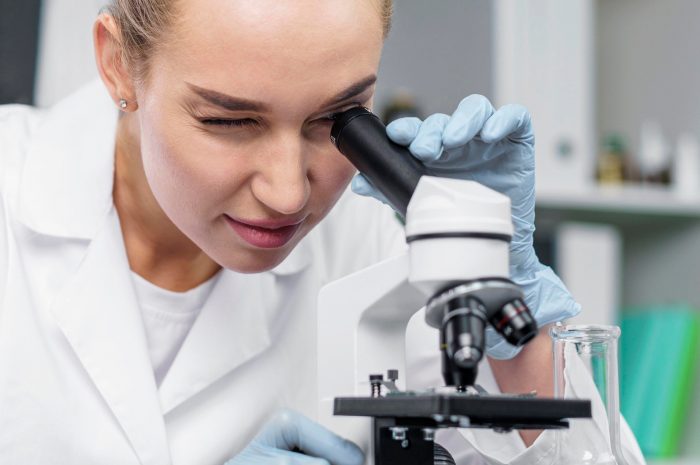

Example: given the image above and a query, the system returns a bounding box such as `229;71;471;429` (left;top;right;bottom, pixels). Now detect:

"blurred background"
1;0;699;463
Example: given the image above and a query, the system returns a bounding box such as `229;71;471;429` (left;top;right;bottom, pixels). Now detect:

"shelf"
535;185;700;228
536;184;700;218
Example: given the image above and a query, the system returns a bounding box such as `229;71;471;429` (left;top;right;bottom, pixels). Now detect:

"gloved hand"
353;95;580;359
224;410;364;465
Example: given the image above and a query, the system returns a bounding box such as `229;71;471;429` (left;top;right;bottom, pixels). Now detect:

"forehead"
157;0;384;109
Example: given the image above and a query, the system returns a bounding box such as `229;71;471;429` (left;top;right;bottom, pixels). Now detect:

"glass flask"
550;324;630;465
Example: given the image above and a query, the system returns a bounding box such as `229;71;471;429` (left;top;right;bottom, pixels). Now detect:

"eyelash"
201;118;258;128
199;116;336;129
197;104;362;129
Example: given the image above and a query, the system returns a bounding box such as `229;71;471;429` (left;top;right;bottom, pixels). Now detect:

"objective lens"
440;296;487;387
490;298;538;346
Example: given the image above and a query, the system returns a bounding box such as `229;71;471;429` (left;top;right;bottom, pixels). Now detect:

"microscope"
316;107;591;465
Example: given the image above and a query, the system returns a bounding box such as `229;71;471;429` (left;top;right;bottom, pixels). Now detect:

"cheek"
141;122;202;220
309;149;356;214
138;109;248;228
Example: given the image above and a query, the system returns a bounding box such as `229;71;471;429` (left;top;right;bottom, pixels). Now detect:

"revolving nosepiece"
428;279;539;389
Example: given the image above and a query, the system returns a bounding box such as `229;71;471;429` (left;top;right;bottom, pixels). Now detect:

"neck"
113;113;221;292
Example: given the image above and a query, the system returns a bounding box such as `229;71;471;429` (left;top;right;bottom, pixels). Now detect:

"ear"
93;13;138;111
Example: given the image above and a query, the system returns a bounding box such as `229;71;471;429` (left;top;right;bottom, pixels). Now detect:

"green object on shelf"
602;133;628;154
620;306;700;459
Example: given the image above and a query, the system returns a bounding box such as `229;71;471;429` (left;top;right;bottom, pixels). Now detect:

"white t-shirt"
131;272;220;387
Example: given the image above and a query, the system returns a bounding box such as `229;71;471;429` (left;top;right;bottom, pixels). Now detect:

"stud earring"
119;99;128;110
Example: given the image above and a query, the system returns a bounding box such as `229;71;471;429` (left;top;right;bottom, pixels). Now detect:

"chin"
216;247;291;274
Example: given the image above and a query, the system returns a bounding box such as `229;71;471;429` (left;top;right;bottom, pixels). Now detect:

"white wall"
373;0;493;116
34;0;107;107
493;0;596;194
597;0;700;158
556;223;621;326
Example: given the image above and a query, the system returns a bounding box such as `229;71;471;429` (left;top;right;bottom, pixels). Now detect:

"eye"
320;102;366;123
201;118;259;128
314;115;336;125
314;104;363;125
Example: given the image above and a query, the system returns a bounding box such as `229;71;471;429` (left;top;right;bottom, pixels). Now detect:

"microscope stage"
334;393;591;430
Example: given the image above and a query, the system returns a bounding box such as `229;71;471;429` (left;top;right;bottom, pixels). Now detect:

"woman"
0;0;644;464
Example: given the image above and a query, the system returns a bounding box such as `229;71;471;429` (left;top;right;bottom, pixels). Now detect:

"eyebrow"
187;83;268;112
185;75;377;113
321;75;377;109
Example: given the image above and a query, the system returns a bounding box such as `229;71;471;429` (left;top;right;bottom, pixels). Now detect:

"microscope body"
316;108;589;464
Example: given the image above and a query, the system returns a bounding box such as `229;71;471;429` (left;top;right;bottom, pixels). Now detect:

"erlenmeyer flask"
550;324;630;465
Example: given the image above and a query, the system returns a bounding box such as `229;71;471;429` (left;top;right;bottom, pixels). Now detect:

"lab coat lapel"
158;270;274;414
50;208;171;465
158;240;312;415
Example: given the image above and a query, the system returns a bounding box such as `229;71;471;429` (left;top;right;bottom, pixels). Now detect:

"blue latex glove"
353;95;580;359
225;410;364;465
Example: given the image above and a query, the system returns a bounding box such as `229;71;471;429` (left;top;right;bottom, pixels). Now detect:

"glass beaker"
550;324;629;465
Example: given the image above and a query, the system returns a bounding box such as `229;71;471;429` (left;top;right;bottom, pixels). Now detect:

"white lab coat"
0;81;645;465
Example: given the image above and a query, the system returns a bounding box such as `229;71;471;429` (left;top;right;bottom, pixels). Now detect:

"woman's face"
134;0;384;272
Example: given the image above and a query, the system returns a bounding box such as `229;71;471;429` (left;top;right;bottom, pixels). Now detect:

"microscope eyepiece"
330;107;428;217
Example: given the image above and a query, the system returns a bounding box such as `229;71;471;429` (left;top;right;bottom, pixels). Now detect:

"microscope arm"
317;252;428;446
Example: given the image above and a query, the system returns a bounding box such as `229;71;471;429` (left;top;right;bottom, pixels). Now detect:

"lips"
224;215;304;249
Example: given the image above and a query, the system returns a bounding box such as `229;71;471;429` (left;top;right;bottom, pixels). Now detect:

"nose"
251;132;311;215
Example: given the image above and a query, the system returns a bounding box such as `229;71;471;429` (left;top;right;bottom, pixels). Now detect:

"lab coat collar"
15;79;310;275
51;207;172;465
17;80;118;240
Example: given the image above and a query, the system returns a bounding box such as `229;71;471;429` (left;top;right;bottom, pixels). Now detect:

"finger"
230;445;331;465
276;411;365;465
386;116;422;145
485;326;523;360
480;104;533;143
351;174;391;205
408;113;450;162
350;173;374;196
442;94;495;149
272;449;331;465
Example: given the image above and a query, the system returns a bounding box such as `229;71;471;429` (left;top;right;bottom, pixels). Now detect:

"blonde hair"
107;0;393;81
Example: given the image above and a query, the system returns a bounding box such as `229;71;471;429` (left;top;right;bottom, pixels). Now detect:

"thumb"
264;411;365;465
351;173;391;206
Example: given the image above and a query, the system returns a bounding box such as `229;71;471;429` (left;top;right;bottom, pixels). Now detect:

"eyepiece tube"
330;107;427;217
